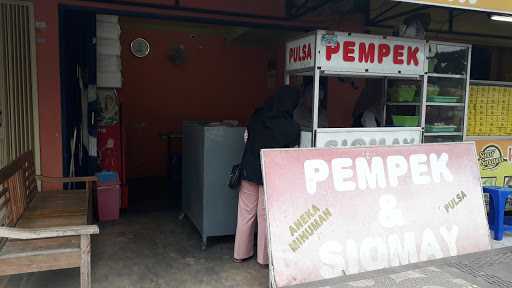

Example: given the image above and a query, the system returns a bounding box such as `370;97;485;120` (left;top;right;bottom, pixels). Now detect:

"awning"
393;0;512;15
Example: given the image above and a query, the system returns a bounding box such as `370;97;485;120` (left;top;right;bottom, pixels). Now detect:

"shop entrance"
118;17;290;212
57;7;308;240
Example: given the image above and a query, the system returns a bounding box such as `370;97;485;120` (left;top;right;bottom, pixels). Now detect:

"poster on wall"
97;88;119;126
261;143;490;287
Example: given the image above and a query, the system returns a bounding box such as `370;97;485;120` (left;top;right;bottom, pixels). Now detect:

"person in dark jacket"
233;86;300;265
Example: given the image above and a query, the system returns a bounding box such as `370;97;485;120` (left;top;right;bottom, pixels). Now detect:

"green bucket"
389;86;417;102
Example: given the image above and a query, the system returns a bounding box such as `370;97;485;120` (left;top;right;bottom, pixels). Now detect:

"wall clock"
130;38;150;58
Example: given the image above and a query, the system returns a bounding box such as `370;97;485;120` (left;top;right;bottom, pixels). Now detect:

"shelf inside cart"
387;102;421;106
427;73;467;79
426;102;465;106
424;132;464;136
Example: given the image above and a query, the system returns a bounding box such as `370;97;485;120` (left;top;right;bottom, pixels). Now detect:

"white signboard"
261;143;490;287
286;34;316;72
300;131;313;148
316;31;426;76
315;128;422;148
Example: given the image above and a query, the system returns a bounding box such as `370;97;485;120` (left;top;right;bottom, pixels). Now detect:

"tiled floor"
2;212;512;288
492;233;512;249
0;211;268;288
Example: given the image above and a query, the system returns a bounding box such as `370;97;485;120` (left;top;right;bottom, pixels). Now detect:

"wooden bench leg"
80;235;91;288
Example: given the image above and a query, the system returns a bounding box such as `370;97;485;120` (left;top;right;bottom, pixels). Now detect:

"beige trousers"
234;180;268;265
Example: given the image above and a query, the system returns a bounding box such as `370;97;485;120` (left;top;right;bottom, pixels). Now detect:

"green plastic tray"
427;96;460;103
425;125;458;133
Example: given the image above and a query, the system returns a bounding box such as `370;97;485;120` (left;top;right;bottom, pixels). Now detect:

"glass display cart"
286;31;471;148
383;42;471;142
287;30;426;148
422;42;472;143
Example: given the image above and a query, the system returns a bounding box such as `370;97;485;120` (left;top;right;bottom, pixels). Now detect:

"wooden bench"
0;151;99;288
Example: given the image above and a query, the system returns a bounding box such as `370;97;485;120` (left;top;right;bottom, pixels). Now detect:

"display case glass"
384;79;422;128
423;42;471;143
428;44;469;76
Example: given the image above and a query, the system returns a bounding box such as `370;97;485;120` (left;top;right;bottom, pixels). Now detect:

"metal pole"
421;73;428;144
463;46;472;140
383;78;388;126
285;72;290;85
312;68;320;147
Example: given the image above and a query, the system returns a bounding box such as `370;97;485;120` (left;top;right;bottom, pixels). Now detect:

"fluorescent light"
490;15;512;23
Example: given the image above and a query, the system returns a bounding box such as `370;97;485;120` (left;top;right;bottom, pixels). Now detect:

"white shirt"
361;110;378;128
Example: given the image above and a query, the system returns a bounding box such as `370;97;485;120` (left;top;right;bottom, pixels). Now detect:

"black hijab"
241;86;301;185
262;86;300;118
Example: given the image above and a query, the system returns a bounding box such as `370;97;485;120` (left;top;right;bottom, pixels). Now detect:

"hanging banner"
393;0;512;15
316;30;426;76
261;143;490;287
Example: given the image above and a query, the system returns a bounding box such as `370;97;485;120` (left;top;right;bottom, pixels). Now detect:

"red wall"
33;0;364;180
32;0;305;181
119;18;284;178
34;0;62;188
326;15;367;128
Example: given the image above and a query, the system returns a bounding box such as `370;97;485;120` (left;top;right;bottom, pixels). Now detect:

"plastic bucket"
96;171;121;221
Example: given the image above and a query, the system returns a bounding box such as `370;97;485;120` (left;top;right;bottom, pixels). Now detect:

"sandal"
232;256;253;263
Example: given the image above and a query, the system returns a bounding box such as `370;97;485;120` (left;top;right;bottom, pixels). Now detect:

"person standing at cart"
234;86;301;266
294;84;328;129
352;79;384;128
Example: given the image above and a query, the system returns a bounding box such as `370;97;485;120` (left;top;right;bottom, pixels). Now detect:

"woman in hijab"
233;86;301;265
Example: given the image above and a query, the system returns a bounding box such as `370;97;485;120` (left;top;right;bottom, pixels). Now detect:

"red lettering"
290;43;313;63
393;45;405;65
407;47;420;66
343;41;356;62
378;44;391;64
325;42;340;61
358;43;375;63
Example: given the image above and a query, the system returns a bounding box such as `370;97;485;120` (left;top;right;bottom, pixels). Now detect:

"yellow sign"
395;0;512;15
476;140;512;187
476;140;512;209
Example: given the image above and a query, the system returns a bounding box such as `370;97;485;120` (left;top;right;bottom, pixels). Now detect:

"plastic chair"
484;186;512;241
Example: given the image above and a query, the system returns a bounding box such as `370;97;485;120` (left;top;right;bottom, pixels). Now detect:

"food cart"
286;30;472;147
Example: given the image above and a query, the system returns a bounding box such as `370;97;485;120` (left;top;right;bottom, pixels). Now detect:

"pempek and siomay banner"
261;143;491;287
